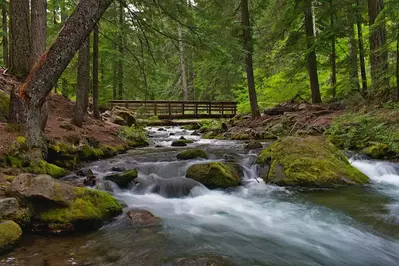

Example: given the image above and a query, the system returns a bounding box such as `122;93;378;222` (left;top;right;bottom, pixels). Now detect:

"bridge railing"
110;100;237;119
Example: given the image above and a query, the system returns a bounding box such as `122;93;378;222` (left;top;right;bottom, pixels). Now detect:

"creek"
1;127;399;265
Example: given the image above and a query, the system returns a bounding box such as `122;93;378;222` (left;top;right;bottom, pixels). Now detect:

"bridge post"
195;103;198;116
208;102;211;115
221;102;224;115
168;102;171;119
154;102;158;116
182;102;185;116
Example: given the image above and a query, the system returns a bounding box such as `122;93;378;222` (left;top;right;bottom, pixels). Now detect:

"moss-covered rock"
0;220;22;254
177;149;208;160
256;136;369;188
0;198;31;227
361;142;391;159
119;126;149;147
186;162;242;189
104;169;138;188
202;131;226;140
171;140;188;147
244;140;262;149
231;133;251;140
11;174;122;232
37;187;122;232
0;89;10;123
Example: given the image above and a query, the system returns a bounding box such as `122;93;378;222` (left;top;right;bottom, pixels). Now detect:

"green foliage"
119;125;149;147
326;108;399;159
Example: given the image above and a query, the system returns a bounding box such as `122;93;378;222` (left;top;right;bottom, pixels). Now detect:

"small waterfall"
350;159;399;187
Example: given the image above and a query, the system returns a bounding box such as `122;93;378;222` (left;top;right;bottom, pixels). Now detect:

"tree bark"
118;2;124;100
368;0;389;96
31;0;47;67
304;0;321;103
9;0;31;80
72;37;90;127
2;2;8;67
21;0;113;148
178;24;189;101
241;0;260;119
396;22;399;101
356;0;368;97
92;23;100;119
329;0;337;99
348;19;360;93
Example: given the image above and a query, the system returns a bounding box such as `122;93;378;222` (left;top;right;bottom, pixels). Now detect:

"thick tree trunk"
72;37;90;127
241;0;260;119
178;24;189;101
330;0;337;99
118;2;124;100
22;0;113;148
2;2;8;67
31;0;48;131
304;0;322;103
356;0;368;97
92;23;100;119
368;0;389;96
31;0;47;67
9;0;31;80
112;58;117;100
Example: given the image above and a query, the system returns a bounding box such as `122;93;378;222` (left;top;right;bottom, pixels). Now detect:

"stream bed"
2;127;399;266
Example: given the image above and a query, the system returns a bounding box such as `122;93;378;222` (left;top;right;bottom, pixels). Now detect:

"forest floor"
0;91;125;157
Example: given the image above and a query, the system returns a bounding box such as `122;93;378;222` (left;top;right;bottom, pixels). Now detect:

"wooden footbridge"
110;100;237;119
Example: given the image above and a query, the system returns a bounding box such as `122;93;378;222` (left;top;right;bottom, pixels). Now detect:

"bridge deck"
110;100;237;119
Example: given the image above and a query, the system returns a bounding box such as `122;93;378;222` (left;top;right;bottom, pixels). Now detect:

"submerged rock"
177;149;208;160
133;175;204;198
171;140;188;147
256;136;369;187
104;169;138;188
186;162;242;189
0;220;22;253
125;209;161;227
11;174;122;232
361;142;392;159
170;255;235;266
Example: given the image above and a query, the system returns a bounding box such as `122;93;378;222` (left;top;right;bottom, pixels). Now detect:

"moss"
16;136;26;145
38;187;122;231
79;145;105;161
0;220;22;253
203;131;226;140
119;126;149;147
27;159;67;178
361;142;391;159
104;169;138;188
186;162;241;189
256;136;369;187
5;156;24;168
177;149;208;160
0;89;10;123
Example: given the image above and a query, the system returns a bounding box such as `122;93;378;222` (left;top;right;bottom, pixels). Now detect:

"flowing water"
2;127;399;266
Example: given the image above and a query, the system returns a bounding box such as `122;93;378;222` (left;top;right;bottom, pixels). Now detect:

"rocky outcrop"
112;106;136;126
0;197;31;227
11;174;122;232
177;149;208;160
104;169;138;188
186;162;242;189
0;220;22;253
256;136;369;187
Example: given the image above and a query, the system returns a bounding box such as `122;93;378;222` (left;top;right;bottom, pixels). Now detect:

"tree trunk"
72;37;90;127
356;0;368;97
330;0;337;99
2;2;8;67
241;0;260;119
92;23;100;119
348;21;360;93
396;22;399;101
61;78;68;98
31;0;47;67
118;2;124;100
178;24;188;101
112;58;117;100
22;0;113;148
304;0;322;103
368;0;389;97
31;0;48;131
9;0;31;80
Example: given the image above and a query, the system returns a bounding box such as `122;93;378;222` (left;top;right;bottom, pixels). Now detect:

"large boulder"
177;149;208;160
186;162;242;189
112;106;136;126
11;174;122;232
0;89;10;122
0;220;22;253
104;169;138;188
256;136;369;187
